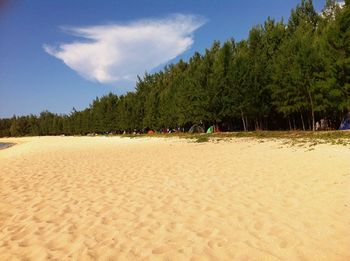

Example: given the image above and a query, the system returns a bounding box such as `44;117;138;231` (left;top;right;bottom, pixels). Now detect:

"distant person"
315;121;320;131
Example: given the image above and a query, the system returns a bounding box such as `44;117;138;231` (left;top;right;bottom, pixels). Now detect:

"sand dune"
0;136;349;260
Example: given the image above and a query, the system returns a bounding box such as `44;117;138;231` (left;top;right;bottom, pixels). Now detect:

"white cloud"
44;14;205;84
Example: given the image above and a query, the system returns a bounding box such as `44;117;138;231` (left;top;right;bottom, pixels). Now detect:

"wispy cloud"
44;14;205;84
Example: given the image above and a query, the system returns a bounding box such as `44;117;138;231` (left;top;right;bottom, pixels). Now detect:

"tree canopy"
1;0;349;137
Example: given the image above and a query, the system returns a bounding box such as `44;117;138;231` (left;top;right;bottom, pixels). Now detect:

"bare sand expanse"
0;136;349;261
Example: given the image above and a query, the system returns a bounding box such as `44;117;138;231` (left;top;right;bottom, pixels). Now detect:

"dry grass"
120;130;350;147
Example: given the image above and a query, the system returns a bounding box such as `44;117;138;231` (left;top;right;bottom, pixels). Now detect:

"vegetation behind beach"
1;0;349;137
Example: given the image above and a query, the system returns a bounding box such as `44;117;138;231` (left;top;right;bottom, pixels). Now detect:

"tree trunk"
288;118;292;131
293;116;296;130
307;88;315;131
241;110;246;131
300;112;305;131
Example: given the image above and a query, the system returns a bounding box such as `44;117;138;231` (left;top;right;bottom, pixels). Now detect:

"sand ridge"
0;136;349;260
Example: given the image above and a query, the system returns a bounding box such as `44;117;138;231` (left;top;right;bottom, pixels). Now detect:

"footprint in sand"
152;245;170;254
46;234;72;250
11;229;29;241
18;239;29;247
208;239;227;249
196;229;212;238
254;221;264;231
279;240;288;249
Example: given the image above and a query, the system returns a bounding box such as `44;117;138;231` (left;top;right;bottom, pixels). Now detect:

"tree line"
1;0;349;137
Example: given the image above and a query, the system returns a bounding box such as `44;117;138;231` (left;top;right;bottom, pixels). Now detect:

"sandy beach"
0;136;349;260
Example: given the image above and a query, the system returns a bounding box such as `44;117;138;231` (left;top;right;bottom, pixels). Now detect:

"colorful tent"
189;124;205;133
206;126;214;134
339;117;350;130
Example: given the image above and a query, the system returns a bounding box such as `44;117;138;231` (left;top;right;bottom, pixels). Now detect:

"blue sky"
0;0;328;118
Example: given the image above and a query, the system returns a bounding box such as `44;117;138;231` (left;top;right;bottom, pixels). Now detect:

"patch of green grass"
115;130;350;147
195;136;210;143
120;134;143;139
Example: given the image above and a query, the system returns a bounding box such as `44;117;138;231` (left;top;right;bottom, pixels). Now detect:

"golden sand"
0;136;349;260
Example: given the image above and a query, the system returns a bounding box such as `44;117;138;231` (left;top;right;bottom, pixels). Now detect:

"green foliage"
0;0;349;137
195;136;210;143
